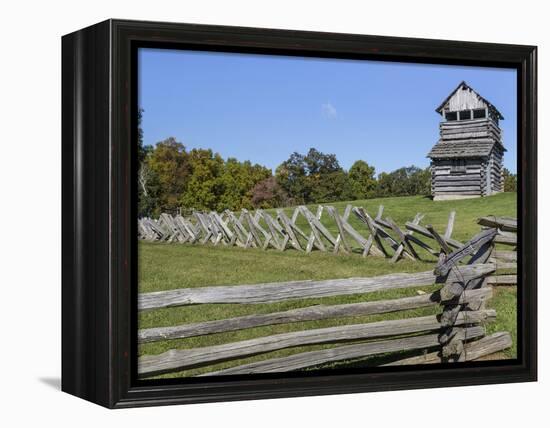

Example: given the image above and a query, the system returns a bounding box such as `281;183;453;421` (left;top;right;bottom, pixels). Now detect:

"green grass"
138;193;518;378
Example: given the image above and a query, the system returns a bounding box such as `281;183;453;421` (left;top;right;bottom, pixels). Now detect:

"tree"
275;152;310;204
137;108;147;163
503;168;517;192
304;148;346;202
310;170;350;203
250;176;290;208
348;160;376;199
136;108;160;217
375;166;430;197
304;148;341;175
148;137;191;213
216;158;271;211
275;148;345;204
407;167;431;196
179;148;224;211
138;159;160;217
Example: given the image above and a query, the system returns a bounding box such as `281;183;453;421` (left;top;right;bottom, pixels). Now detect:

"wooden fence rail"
138;216;517;378
139;206;518;266
138;264;494;310
199;327;487;376
140;311;495;376
138;287;493;343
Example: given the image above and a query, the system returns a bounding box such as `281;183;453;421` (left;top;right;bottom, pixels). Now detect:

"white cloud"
321;102;337;118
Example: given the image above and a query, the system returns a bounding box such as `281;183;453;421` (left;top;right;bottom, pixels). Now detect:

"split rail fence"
138;217;516;378
139;205;517;268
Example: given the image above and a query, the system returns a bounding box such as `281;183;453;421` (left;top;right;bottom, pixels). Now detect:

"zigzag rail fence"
137;216;517;378
139;204;517;267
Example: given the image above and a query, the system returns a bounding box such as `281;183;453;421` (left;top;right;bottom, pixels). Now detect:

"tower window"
473;108;487;119
459;110;472;120
445;111;458;121
450;159;466;174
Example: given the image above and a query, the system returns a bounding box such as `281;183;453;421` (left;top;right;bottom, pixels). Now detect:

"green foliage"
178;151;272;211
274;150;430;205
275;151;311;204
348;160;376;199
148;138;191;214
503;168;517;192
179;148;224;211
138;136;272;213
310;170;350;203
375;166;431;198
215;158;271;211
136;108;441;214
138;160;160;217
275;148;352;204
139;139;434;214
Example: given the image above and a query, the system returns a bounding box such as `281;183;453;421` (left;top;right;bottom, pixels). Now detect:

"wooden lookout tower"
428;81;506;201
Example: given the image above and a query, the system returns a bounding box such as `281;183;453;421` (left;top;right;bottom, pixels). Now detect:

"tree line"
137;113;517;217
138;137;433;217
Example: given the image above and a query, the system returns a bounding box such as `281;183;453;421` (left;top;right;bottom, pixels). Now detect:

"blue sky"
139;48;517;174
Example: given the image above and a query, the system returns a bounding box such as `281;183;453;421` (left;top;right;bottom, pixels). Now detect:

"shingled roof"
427;139;504;159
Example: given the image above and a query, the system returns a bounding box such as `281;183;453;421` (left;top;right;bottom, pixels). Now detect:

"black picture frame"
61;19;537;408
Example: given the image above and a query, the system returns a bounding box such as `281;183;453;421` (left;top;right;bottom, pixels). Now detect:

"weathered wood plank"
364;212;415;260
434;191;482;197
403;213;435;260
138;288;493;342
486;275;517;285
173;216;192;241
300;206;338;246
326;206;351;253
461;331;513;360
433;169;481;176
478;216;517;232
426;224;451;255
405;222;463;249
257;210;284;250
494;231;517;245
138;264;494;309
386;216;419;262
181;217;201;243
223;211;248;247
492;250;517;262
491;261;517;270
301;206;327;253
433;186;480;192
242;209;264;248
433;175;481;182
340;215;371;249
354;207;388;257
277;209;303;251
434;181;482;188
463;240;495;303
435;228;498;276
383;332;512;366
193;212;214;244
253;211;275;250
444;211;456;240
199;327;485;376
139;313;492;376
145;218;168;240
439;240;495;300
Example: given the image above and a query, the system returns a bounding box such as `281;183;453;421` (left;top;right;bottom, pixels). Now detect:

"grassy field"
138;192;518;378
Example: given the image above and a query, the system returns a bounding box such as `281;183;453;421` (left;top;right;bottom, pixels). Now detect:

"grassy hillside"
138;192;517;378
